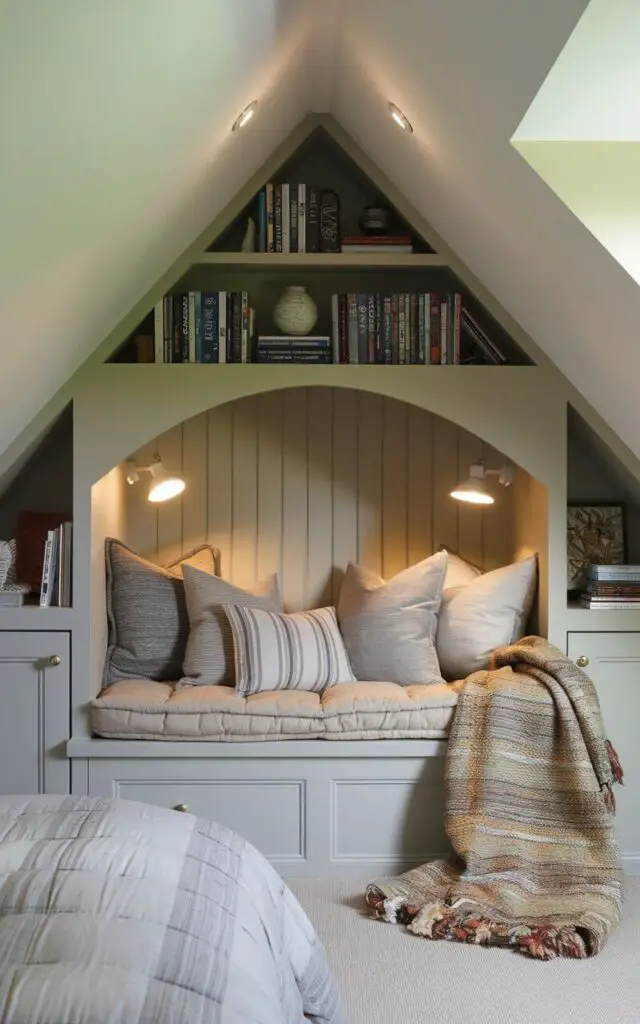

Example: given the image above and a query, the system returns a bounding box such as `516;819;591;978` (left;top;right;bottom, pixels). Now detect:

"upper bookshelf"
108;124;533;367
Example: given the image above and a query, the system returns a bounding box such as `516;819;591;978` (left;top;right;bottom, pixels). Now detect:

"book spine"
331;293;340;365
398;294;406;364
188;293;196;363
181;294;190;362
56;525;63;607
258;189;267;253
241;291;249;363
218;291;227;364
391;294;399;363
63;521;72;607
163;295;172;363
375;294;383;364
429;294;440;364
172;296;183;362
409;293;418;364
281;183;290;253
232;293;242;362
357;294;368;364
338;294;349;363
347;293;359;364
448;294;455;364
382;295;393;364
290;184;298;254
454;293;462;365
266;183;274;253
257;339;331;350
319;189;340;252
440;298;447;364
154;301;164;364
298;183;306;253
194;292;202;363
418;295;425;365
274;185;282;252
201;294;218;363
307;185;320;252
39;531;55;607
367;294;376;365
256;352;332;363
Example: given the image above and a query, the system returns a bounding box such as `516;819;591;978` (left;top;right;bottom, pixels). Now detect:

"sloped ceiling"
2;0;640;462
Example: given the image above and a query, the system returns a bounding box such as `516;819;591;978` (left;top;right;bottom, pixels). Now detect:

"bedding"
337;551;447;685
104;538;221;683
91;678;459;740
0;795;344;1023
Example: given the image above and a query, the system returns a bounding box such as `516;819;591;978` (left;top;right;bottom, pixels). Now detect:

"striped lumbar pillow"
225;605;356;696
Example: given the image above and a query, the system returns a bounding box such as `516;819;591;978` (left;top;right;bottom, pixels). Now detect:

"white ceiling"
2;0;640;461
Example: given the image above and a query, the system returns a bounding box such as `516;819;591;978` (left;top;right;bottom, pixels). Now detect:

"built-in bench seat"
91;679;459;741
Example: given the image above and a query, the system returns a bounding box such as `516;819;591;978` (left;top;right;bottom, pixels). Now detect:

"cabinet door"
567;632;640;862
0;632;70;795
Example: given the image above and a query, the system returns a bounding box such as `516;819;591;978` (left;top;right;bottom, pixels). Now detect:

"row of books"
258;183;322;254
331;292;463;365
578;563;640;610
153;292;251;363
40;522;73;607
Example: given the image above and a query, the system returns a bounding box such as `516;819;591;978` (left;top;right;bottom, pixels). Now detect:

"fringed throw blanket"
366;637;624;959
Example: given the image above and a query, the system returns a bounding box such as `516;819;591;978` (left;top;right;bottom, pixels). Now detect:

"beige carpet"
289;875;640;1024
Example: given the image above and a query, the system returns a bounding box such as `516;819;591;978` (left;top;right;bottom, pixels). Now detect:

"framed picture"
567;503;626;594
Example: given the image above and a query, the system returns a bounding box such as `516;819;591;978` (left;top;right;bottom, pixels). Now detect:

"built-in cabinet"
0;632;70;795
567;631;640;870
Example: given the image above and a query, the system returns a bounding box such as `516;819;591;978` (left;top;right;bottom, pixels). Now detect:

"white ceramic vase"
273;286;318;336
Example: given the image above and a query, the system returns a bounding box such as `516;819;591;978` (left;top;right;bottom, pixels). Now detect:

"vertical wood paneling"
156;425;183;565
230;397;258;590
307;389;334;608
407;406;433;566
483;441;514;569
457;428;484;568
123;388;520;607
182;414;208;554
124;438;158;560
206;403;233;574
256;391;283;584
432;417;459;554
382;397;408;579
282;389;309;611
331;389;358;604
357;391;383;575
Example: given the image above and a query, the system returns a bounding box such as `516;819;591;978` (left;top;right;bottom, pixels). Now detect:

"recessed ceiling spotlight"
232;100;258;132
388;102;413;134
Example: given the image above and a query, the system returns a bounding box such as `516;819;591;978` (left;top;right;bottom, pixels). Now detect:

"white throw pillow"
443;550;482;590
225;605;355;696
436;555;537;681
337;551;447;685
181;564;282;686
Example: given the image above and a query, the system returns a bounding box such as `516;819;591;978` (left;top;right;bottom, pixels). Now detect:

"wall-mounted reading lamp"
125;454;185;503
450;459;514;506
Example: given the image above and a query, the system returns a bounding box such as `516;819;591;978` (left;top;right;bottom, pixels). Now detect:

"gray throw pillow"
337;551;447;685
104;539;220;683
180;564;282;686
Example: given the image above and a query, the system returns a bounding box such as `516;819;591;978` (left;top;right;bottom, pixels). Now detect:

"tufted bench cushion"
91;679;459;741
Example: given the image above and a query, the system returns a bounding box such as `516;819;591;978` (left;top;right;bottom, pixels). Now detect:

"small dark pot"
358;205;392;235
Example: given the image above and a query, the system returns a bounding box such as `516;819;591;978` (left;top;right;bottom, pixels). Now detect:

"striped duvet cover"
0;796;344;1023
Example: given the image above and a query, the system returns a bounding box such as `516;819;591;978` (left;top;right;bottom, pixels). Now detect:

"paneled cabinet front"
567;631;640;867
0;631;70;795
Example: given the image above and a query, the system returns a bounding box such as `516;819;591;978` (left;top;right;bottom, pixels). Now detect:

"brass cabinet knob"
576;655;589;668
49;655;61;667
173;804;189;813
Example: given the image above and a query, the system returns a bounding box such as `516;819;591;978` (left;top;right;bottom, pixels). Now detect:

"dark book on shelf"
307;185;320;252
274;184;283;253
290;184;298;253
319;190;340;252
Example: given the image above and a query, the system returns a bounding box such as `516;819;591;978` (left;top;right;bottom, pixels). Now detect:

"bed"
0;796;344;1023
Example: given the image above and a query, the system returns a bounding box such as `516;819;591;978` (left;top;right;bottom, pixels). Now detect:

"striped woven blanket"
366;636;624;959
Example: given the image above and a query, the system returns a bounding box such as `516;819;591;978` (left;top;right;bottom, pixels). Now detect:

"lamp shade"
147;461;186;503
450;477;494;505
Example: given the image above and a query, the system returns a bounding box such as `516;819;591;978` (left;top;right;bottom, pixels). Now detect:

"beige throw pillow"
436;554;537;681
337;551;447;685
181;564;282;686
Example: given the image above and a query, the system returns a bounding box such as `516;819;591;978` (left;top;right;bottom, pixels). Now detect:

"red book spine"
429;294;441;364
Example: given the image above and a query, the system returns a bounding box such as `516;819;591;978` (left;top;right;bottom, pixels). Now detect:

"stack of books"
40;522;73;607
579;564;640;610
257;183;320;253
340;235;413;254
330;292;463;364
256;336;332;363
153;292;251;363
